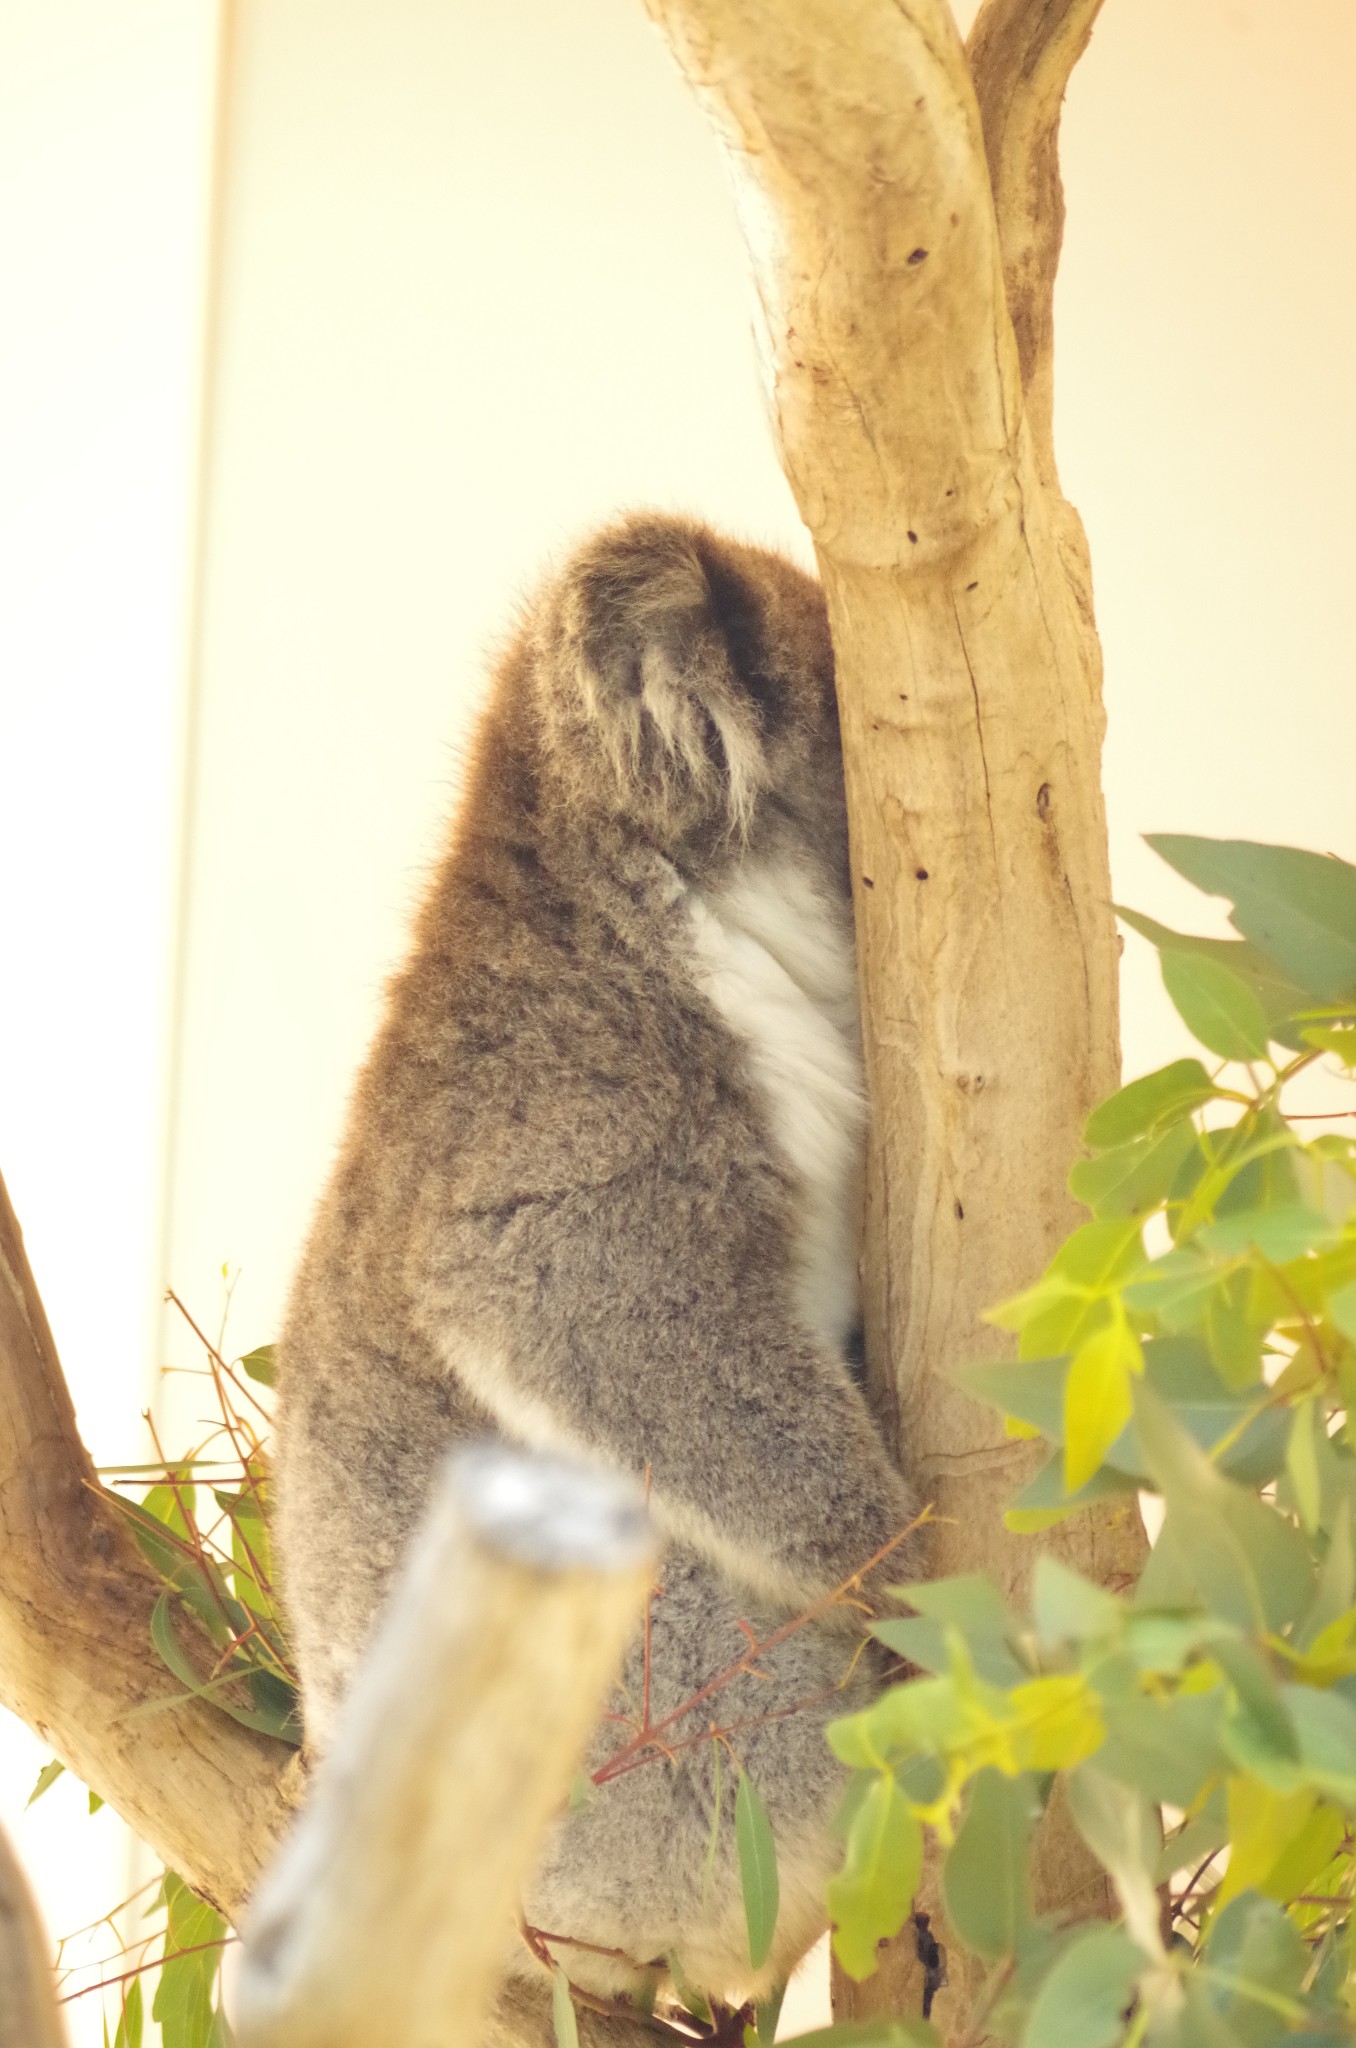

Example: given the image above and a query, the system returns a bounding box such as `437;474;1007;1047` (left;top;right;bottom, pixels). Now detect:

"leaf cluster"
825;836;1356;2044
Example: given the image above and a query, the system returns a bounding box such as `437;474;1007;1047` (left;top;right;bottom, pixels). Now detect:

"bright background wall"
2;0;1353;2037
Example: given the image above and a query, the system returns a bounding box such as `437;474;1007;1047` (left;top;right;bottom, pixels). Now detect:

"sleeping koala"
273;514;916;2011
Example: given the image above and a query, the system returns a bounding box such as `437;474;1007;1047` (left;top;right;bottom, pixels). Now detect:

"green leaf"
828;1772;922;1981
1116;906;1310;1036
1199;1203;1337;1261
1147;835;1356;1002
1068;1118;1197;1219
1298;1501;1354;1649
960;1337;1287;1487
1132;1381;1314;1632
754;1982;786;2047
1031;1557;1123;1648
1066;1767;1163;1957
27;1759;65;1806
1198;1890;1308;2043
113;1976;144;2048
1064;1318;1140;1491
1160;948;1272;1060
942;1770;1035;1962
1084;1058;1220;1148
1019;1925;1144;2048
1005;1449;1137;1529
148;1591;299;1741
153;1873;227;2048
874;1576;1027;1688
735;1772;779;1972
1286;1400;1322;1534
89;1789;104;1814
551;1966;580;2048
1096;1688;1227;1808
667;1955;711;2027
238;1344;277;1388
1282;1685;1356;1803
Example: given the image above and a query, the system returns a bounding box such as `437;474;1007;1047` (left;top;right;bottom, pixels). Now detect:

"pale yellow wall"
0;4;220;2038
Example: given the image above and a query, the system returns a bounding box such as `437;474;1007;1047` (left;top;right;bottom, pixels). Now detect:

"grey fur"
273;515;917;2005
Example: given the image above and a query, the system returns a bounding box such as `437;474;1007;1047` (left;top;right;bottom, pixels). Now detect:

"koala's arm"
409;1164;917;1612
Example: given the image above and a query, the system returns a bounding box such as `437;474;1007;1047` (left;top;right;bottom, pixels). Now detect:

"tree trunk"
639;0;1147;2035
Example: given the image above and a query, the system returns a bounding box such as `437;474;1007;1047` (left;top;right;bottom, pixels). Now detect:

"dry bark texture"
0;1169;296;1922
638;0;1144;2035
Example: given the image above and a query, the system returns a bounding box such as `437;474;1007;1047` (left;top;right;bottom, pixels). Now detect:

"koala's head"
529;514;844;877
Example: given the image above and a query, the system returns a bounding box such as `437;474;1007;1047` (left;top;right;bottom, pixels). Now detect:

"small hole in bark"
965;580;978;592
907;530;918;544
1036;782;1053;820
955;1199;965;1220
915;868;929;881
861;875;875;889
907;246;928;265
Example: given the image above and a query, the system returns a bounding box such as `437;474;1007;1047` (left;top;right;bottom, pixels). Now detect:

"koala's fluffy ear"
541;516;772;841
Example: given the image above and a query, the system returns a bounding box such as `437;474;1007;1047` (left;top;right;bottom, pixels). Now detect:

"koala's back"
274;515;914;2003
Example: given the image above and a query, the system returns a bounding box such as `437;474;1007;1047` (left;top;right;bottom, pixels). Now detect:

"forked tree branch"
641;0;1139;2037
966;0;1107;487
0;1167;294;1921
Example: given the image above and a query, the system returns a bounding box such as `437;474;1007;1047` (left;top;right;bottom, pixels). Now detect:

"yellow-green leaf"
828;1773;922;1982
1064;1321;1141;1492
1285;1398;1322;1534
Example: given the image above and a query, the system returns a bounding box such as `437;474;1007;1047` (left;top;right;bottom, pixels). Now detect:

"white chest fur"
686;862;865;1356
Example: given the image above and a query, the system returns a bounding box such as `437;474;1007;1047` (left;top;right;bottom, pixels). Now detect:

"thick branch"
0;1168;294;1921
644;0;1020;568
966;0;1107;486
236;1448;654;2048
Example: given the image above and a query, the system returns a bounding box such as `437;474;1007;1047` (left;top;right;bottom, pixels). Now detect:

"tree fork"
639;0;1145;2034
0;1167;296;1921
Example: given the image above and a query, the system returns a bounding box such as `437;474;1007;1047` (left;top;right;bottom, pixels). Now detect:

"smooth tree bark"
0;2;1142;2043
639;0;1145;2032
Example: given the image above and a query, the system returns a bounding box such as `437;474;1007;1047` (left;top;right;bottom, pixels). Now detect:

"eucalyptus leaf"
153;1873;227;2048
735;1772;779;1972
1160;947;1272;1061
1018;1925;1143;2048
1147;835;1356;1003
942;1770;1035;1962
827;1772;922;1981
551;1966;580;2048
1115;905;1310;1039
1084;1058;1220;1148
27;1758;65;1806
1095;1689;1227;1809
238;1343;277;1388
1068;1118;1197;1220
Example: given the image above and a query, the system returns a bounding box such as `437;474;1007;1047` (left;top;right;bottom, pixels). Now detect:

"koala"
273;514;917;2013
